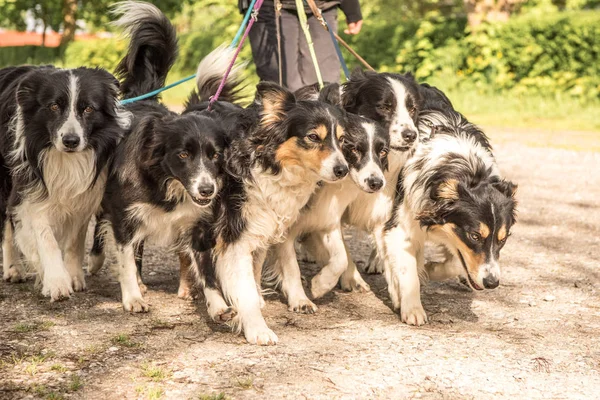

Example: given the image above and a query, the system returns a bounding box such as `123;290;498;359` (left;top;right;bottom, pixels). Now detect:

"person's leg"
280;10;303;91
297;7;341;89
248;2;279;83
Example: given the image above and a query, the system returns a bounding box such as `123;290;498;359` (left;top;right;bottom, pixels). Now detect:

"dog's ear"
318;83;342;107
16;70;47;111
255;82;296;125
137;116;163;168
492;178;518;199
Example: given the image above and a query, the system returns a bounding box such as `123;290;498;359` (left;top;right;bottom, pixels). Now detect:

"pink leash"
208;0;265;110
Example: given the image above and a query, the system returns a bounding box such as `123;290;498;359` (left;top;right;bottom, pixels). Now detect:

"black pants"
248;3;340;92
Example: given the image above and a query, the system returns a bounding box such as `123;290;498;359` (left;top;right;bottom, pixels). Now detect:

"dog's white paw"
43;273;73;302
122;296;149;313
209;305;237;323
400;300;427;326
288;296;318;314
3;265;26;283
244;323;278;346
340;271;371;293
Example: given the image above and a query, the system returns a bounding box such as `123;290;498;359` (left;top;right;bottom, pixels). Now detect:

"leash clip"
251;9;259;21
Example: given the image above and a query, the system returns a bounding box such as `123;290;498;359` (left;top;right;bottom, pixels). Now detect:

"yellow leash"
294;0;324;89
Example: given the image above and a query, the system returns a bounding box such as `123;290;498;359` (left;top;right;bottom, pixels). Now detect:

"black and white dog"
0;62;130;300
263;83;390;313
189;81;350;345
382;130;517;325
94;2;241;313
295;70;423;299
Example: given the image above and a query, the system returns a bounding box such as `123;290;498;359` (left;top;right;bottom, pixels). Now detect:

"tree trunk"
60;0;78;48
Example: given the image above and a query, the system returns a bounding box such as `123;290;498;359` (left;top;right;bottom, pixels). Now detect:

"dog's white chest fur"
344;151;409;231
241;166;317;249
294;178;359;235
14;149;104;243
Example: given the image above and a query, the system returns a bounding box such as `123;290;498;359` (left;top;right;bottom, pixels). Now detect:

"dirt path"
1;133;599;399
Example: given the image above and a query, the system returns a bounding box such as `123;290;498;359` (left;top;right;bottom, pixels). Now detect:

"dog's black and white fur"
381;130;517;325
263;83;390;313
194;81;350;345
295;70;423;300
95;2;240;313
0;58;130;300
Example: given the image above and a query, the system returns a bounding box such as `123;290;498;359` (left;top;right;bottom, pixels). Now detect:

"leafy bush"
0;46;60;67
344;10;600;99
63;38;127;71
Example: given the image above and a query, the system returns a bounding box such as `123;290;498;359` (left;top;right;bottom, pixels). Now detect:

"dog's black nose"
401;129;417;143
198;184;214;198
62;135;80;149
366;176;384;191
482;275;499;289
333;165;348;179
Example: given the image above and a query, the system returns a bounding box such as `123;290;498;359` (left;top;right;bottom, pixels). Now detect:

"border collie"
360;82;495;277
95;2;240;313
263;83;390;313
295;70;422;295
382;131;517;325
0;61;130;300
195;81;350;345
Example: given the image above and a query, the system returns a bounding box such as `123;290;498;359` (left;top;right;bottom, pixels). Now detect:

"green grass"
111;333;139;348
235;377;254;390
141;363;170;382
198;393;228;400
13;321;55;333
50;363;68;373
146;387;165;400
68;375;83;392
444;87;600;133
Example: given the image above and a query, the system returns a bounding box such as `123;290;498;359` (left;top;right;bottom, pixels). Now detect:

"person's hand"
344;20;363;35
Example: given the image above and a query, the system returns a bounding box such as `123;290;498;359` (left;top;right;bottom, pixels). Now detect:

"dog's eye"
379;149;388;158
409;106;417;116
378;103;391;112
351;147;360;156
212;153;221;161
469;232;482;243
307;133;321;142
84;106;94;114
338;136;345;144
49;103;60;112
178;151;189;159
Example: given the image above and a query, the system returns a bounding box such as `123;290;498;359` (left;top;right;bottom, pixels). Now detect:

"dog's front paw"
288;297;318;314
210;306;237;323
3;265;26;283
122;296;149;313
400;299;427;326
177;285;193;300
244;323;278;346
43;274;73;302
340;269;371;293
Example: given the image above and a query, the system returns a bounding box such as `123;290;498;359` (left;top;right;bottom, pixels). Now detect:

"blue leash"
120;0;258;106
321;12;350;80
